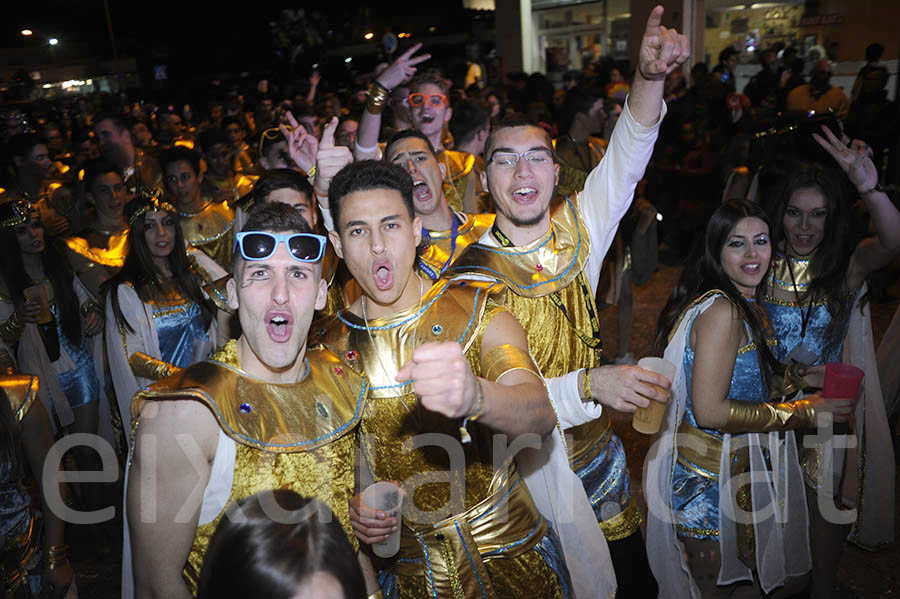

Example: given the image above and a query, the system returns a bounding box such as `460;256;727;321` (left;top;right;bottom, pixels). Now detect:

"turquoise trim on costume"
416;532;439;599
337;284;449;331
455;521;488;598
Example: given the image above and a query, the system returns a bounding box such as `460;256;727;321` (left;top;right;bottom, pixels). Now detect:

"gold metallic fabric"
722;398;816;434
440;150;476;213
0;374;38;424
128;351;180;381
768;252;813;295
481;344;539;383
676;419;723;477
446;195;591;298
600;496;643;542
417;212;495;278
62;229;130;268
177;200;236;268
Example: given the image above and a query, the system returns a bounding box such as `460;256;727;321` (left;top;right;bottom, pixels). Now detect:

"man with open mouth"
445;7;690;597
315;159;586;598
124;203;370;598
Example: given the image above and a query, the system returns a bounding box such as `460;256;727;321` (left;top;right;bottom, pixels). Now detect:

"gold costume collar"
62;229;130;268
768;252;812;293
445;196;591;298
134;340;366;452
177;199;235;245
418;212;495;278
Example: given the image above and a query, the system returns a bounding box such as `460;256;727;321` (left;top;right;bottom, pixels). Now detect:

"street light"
364;32;374;40
21;29;33;36
49;38;59;46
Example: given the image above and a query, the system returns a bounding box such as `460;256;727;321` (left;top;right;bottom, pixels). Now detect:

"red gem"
535;263;544;272
346;350;358;360
334;366;344;375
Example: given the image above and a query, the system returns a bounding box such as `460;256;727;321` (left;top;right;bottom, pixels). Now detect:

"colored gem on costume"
435;533;446;542
334;366;344;375
457;281;467;286
239;402;252;414
432;324;443;336
346;350;358;361
535;263;544;272
316;401;329;418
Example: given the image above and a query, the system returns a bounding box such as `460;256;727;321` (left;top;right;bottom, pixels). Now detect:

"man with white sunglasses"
124;202;370;598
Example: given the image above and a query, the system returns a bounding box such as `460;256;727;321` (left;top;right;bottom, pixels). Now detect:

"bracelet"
306;165;316;178
0;312;25;344
581;368;594;402
46;543;70;569
367;591;384;599
354;140;379;155
858;183;883;195
80;299;101;317
366;80;390;115
459;380;485;445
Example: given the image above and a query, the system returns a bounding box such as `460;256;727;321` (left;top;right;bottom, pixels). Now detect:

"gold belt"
676;420;723;478
392;469;547;598
600;495;643;541
568;410;612;467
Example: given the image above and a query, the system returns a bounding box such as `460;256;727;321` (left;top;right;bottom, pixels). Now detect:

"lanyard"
785;256;813;340
491;222;603;353
417;213;460;281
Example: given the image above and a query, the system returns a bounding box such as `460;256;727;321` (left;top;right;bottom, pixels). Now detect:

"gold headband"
128;197;177;226
0;200;36;230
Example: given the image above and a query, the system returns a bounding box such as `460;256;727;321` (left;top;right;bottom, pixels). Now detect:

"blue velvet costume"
53;303;101;411
152;298;209;369
671;295;769;540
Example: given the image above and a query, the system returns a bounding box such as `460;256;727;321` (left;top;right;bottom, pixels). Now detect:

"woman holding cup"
646;200;850;597
104;194;217;439
762;128;900;596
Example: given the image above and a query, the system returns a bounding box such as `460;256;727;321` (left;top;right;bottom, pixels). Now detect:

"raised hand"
396;342;479;419
313;117;354;202
812;125;878;193
279;110;318;174
375;42;431;90
637;5;690;81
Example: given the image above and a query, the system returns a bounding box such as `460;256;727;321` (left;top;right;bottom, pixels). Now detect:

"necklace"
360;274;425;417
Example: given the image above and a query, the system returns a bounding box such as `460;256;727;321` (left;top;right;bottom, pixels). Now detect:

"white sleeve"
580;97;666;291
546;369;604;429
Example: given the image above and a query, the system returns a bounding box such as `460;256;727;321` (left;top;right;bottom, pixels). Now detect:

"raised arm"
354;43;430;161
313;117;354;233
128;399;219;599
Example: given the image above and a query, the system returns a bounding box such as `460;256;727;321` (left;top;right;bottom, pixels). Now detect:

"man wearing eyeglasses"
124;202;369;599
445;7;689;597
160;146;236;269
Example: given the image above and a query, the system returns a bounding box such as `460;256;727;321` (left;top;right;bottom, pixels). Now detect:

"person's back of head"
865;43;884;64
449;100;490;153
198;490;365;599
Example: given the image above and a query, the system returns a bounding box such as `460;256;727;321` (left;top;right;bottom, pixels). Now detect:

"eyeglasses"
234;231;326;262
408;93;447;108
488;148;554;169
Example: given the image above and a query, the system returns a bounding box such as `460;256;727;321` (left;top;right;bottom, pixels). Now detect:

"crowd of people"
1;5;898;599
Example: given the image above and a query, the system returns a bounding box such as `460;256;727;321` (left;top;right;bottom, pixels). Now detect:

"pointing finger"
285;110;300;131
644;5;665;36
319;117;338;149
406;53;432;67
398;42;424;61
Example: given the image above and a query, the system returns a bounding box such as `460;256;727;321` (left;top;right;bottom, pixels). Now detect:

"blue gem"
316;401;329;418
431;324;443;336
457;281;467;286
239;403;252;414
435;533;446;542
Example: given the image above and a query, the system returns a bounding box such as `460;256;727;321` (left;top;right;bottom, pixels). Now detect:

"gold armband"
366;80;390;115
769;363;808;399
128;352;182;381
722;398;816;434
367;591;384;599
0;312;25;344
482;344;539;382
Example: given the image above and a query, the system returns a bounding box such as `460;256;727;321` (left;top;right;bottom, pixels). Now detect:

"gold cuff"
481;343;539;383
581;368;593;402
770;363;808;399
128;352;181;381
0;312;25;344
366;80;390;115
367;591;384;599
722;399;816;434
80;299;101;317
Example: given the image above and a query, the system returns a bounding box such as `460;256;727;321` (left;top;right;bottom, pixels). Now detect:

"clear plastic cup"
23;284;52;324
362;481;403;558
631;357;676;435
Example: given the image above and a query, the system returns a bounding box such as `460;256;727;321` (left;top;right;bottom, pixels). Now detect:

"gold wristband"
582;368;593;402
128;352;181;381
367;591;384;599
366;80;390;115
468;379;486;422
0;312;25;344
722;398;816;434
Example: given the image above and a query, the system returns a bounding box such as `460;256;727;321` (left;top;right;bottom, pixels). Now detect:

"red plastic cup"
822;362;864;399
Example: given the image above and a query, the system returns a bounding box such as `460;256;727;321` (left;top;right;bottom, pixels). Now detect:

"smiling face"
720;216;771;297
482;125;559;232
143;210;176;260
783;186;827;257
386;137;447;219
227;242;327;382
329;188;422;316
14;217;45;255
409;83;451;141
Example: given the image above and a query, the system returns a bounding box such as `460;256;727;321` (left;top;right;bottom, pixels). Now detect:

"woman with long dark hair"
646;200;849;597
0;201;110;468
762;127;900;598
197;490;366;599
104;194;216;439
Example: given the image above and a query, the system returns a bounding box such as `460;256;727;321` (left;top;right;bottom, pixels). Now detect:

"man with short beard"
446;7;689;597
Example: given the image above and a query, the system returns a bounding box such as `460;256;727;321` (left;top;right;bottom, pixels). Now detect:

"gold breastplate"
178;200;236;267
418;212;495;279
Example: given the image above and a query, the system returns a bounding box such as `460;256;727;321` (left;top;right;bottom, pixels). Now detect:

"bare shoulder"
692;296;743;345
135;398;220;460
481;308;528;351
